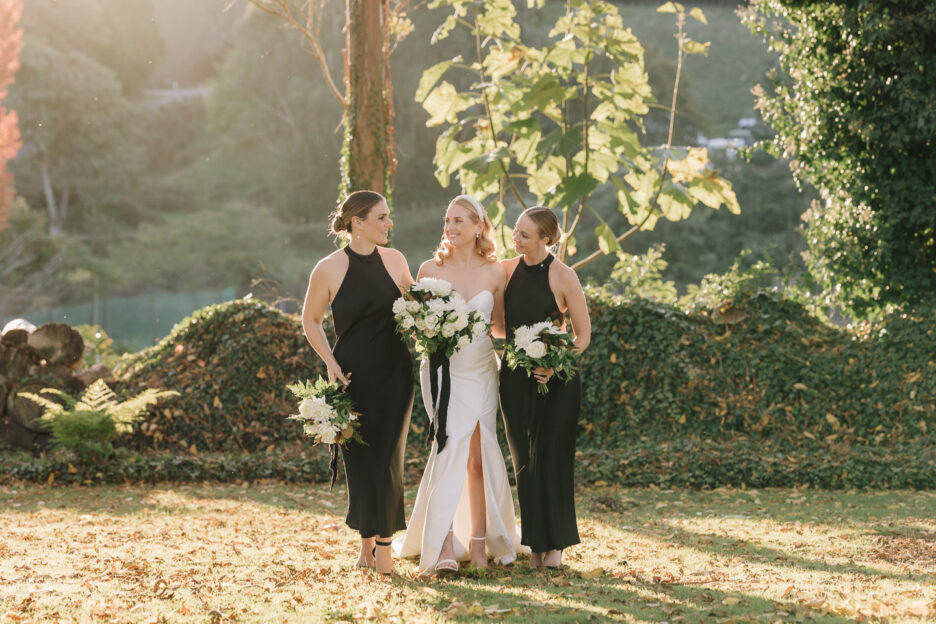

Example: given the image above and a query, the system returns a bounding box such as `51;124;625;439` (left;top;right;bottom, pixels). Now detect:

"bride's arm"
490;264;507;339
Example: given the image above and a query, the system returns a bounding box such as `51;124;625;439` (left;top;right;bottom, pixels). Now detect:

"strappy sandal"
432;530;458;576
469;536;488;568
374;539;394;576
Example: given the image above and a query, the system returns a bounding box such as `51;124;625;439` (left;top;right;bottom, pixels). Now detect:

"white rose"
524;340;547;359
406;301;421;314
427;298;448;314
424;327;437;338
472;321;488;337
392;298;407;315
457;334;471;349
425;314;440;329
401;315;414;329
415;317;428;331
441;324;456;338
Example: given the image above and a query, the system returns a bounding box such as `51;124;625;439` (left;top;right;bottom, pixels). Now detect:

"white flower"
457;334;471;349
416;277;452;297
441;324;456;338
298;396;332;422
405;301;421;314
472;321;488;337
427;298;448;314
424;327;437;338
401;315;414;329
524;340;547;359
514;327;534;348
392;298;407;315
425;314;440;329
452;314;469;330
546;325;565;335
415;317;428;331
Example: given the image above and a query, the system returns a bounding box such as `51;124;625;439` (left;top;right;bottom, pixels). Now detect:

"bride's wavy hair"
432;195;497;264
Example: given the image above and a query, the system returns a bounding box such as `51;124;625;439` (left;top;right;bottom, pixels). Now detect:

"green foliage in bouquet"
287;377;364;447
19;380;178;463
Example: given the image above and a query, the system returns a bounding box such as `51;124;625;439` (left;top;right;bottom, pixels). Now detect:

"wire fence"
1;288;237;352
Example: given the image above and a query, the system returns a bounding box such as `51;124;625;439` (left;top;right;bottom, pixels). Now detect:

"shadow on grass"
381;562;858;624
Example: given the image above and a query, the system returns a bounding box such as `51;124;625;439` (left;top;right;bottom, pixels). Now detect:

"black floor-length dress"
499;254;581;553
330;246;414;537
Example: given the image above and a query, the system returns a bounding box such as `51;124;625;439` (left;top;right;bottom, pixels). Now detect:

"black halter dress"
330;246;414;538
499;254;581;553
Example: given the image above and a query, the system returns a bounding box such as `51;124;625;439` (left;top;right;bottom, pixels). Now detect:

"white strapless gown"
393;290;524;574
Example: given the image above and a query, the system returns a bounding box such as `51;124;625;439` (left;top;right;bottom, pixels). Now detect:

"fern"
19;381;179;460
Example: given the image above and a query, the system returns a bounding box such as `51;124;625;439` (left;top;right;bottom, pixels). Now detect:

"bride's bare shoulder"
417;258;440;279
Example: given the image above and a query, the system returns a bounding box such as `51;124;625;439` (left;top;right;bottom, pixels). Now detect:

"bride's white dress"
393;290;524;574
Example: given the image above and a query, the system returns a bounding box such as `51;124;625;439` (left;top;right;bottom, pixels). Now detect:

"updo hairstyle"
329;190;385;238
521;206;560;247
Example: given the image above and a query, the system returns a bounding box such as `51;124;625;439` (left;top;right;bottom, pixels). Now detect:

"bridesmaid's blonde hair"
433;195;497;264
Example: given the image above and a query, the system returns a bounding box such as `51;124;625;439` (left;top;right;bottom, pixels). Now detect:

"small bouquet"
392;277;489;357
287;377;363;447
504;320;579;395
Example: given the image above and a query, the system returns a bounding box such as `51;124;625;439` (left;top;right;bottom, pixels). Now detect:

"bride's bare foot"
544;549;562;568
433;530;458;574
374;538;394;576
469;536;487;568
529;552;544;568
355;537;376;568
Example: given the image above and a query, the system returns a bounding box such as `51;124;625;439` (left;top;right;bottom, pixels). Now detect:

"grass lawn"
2;483;935;623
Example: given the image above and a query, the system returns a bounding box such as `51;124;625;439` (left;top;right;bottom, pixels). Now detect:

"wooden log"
28;323;84;369
0;328;29;348
0;375;7;421
7;381;55;434
0;343;39;380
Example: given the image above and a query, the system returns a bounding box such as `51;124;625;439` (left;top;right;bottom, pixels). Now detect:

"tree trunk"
344;0;395;196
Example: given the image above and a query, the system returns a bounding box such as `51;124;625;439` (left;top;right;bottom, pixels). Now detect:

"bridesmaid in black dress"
301;191;415;575
498;207;591;569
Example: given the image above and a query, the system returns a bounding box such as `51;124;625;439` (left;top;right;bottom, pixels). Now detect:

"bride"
394;195;523;575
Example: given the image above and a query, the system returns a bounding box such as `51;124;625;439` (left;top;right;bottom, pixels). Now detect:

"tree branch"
247;0;346;108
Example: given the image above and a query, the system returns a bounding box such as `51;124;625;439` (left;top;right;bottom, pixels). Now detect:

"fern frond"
18;390;68;421
74;379;119;412
109;388;180;434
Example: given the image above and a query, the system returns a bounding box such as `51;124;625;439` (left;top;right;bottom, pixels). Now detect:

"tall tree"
741;1;936;316
247;0;412;198
0;0;22;232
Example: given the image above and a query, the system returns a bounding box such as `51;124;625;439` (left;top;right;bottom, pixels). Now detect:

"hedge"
4;292;933;488
2;440;935;490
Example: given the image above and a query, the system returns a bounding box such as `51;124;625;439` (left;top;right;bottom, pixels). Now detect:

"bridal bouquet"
504;321;579;395
392;277;489;357
286;377;363;447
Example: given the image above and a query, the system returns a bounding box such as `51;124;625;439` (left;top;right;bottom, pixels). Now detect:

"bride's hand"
327;361;351;388
533;367;554;384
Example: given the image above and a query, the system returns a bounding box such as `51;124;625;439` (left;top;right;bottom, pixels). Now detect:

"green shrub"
116;299;327;453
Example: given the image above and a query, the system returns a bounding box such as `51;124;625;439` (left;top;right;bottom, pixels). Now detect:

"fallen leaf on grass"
420;586;439;596
580;567;604;580
901;600;934;617
721;597;742;606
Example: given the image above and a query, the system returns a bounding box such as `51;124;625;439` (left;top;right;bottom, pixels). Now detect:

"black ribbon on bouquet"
328;443;339;488
426;349;451;453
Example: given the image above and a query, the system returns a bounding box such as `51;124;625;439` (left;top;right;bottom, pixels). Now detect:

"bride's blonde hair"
433;195;497;264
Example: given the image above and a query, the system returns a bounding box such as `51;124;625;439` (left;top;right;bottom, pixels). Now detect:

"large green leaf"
553;172;598;209
595;222;621;255
423;81;475;127
416;57;461;103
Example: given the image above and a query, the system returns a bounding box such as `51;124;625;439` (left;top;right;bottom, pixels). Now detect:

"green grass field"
2;484;935;623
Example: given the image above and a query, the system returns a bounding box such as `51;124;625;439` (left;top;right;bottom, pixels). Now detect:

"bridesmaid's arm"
490;265;507;339
301;263;350;386
561;267;591;353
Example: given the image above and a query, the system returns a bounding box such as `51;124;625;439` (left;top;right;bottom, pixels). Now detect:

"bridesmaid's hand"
327;362;351;388
533;367;554;384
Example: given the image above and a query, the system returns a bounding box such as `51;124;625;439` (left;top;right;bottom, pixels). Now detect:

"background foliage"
741;0;936;316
